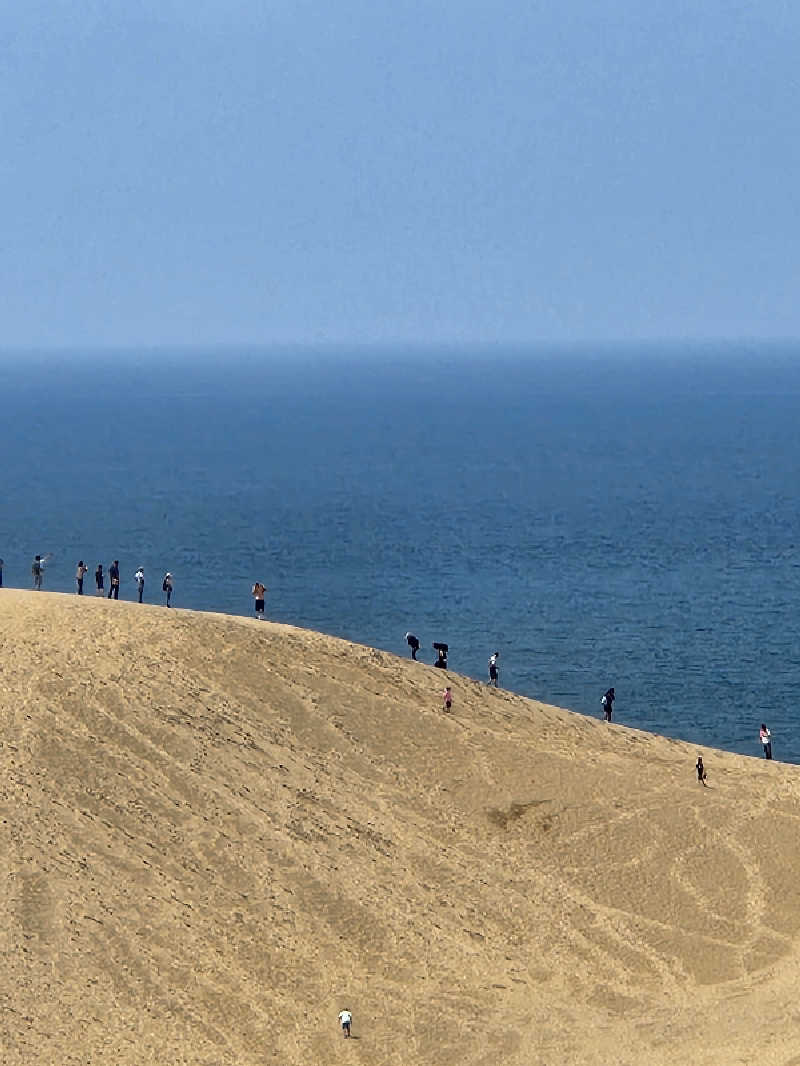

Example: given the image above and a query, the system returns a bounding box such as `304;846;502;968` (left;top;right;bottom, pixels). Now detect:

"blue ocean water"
2;344;800;763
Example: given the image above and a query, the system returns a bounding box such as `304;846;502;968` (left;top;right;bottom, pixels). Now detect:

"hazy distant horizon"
5;2;800;349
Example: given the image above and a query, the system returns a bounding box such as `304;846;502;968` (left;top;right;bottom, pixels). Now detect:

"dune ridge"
2;590;800;1065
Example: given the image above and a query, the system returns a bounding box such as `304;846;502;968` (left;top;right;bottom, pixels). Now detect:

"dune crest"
1;590;799;1065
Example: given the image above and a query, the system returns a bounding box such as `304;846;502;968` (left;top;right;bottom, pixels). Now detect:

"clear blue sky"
4;1;799;347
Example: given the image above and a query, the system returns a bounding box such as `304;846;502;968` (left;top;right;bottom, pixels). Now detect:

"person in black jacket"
405;632;420;660
601;687;615;721
108;560;120;599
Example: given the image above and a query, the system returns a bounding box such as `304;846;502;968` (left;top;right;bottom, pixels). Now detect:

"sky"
3;0;800;347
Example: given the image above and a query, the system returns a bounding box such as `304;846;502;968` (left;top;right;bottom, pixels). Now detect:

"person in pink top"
442;687;452;712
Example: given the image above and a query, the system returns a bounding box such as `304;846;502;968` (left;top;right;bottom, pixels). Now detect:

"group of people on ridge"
29;555;174;606
405;632;501;687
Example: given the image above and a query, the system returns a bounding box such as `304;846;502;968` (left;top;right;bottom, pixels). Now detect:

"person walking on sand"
252;581;266;620
108;560;120;599
760;723;773;760
696;755;707;786
405;632;420;660
75;560;88;595
601;687;615;721
95;563;104;596
488;651;500;687
338;1009;352;1038
134;567;145;603
442;686;453;712
162;572;173;607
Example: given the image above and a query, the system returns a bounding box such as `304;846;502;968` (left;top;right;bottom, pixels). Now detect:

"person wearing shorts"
252;582;266;620
338;1009;352;1037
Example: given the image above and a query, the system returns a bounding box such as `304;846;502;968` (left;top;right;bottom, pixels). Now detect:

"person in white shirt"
488;651;499;687
759;723;773;760
134;567;145;603
338;1009;352;1038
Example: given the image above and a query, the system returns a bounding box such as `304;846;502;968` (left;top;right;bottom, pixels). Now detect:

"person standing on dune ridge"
252;581;266;620
760;723;773;760
76;560;88;595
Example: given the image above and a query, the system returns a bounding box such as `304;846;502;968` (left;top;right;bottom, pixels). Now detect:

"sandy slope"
1;590;800;1065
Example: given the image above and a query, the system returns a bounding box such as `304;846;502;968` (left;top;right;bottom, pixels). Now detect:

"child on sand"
696;755;707;786
338;1009;352;1038
442;686;452;712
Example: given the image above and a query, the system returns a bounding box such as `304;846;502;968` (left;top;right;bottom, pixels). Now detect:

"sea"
2;343;800;764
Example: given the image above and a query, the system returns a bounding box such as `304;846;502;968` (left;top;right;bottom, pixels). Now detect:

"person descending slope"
405;632;420;660
696;755;707;786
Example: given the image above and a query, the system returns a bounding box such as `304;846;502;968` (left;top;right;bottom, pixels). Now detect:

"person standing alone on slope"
488;651;500;687
760;723;773;760
601;687;615;722
252;581;266;620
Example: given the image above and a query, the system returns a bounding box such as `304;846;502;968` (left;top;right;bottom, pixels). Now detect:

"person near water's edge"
95;564;104;595
405;632;420;660
488;651;499;687
433;642;448;669
338;1010;352;1038
108;560;120;599
76;560;88;595
760;723;772;760
163;572;173;607
696;755;707;786
601;687;615;721
0;558;3;587
135;567;145;603
32;555;44;590
252;582;266;620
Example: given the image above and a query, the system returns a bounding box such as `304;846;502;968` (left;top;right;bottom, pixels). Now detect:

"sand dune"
1;590;800;1065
